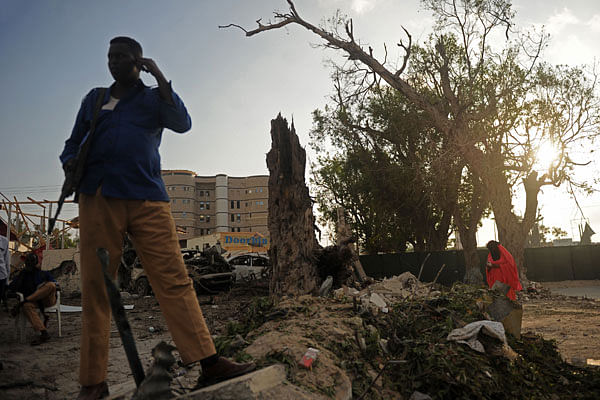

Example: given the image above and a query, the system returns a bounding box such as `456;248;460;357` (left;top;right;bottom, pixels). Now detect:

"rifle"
48;88;106;235
97;247;146;387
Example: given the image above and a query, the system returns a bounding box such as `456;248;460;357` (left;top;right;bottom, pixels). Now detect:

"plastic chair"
15;289;62;343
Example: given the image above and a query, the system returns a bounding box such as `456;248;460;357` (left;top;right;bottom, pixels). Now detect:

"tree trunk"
459;226;482;284
266;114;321;297
486;172;541;286
335;207;368;282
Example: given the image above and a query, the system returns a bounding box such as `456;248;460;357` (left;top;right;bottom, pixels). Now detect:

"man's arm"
138;57;191;133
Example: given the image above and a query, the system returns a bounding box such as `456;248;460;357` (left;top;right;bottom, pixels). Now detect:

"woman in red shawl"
485;240;523;300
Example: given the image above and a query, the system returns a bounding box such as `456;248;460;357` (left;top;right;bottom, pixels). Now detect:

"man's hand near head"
138;57;174;105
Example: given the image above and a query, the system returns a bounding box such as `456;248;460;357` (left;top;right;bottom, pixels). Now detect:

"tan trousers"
23;282;57;331
79;189;216;386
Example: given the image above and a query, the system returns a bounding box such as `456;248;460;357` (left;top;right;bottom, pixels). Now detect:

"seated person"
9;252;58;345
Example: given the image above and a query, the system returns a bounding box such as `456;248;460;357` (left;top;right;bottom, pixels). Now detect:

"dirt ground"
521;280;600;365
0;280;599;399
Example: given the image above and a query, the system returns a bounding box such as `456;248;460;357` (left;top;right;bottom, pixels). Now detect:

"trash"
447;320;517;360
319;275;333;297
298;347;319;370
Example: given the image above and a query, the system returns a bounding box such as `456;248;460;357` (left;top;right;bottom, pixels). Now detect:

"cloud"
587;14;600;33
546;7;579;36
351;0;376;14
317;0;377;15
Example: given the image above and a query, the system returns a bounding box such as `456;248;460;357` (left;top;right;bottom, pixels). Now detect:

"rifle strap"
81;88;108;157
73;88;107;201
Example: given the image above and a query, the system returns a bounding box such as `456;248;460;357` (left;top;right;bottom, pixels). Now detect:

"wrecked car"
118;240;234;296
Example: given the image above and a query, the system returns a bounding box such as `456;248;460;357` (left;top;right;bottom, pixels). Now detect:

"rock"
486;296;523;339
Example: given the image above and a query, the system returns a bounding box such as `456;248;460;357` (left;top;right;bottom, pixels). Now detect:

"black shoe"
31;330;50;346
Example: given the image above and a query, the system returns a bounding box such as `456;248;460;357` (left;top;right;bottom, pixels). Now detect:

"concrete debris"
409;391;433;400
319;275;333;297
178;364;319;400
369;292;387;309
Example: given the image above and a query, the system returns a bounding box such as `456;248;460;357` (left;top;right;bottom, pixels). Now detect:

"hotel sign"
220;232;269;252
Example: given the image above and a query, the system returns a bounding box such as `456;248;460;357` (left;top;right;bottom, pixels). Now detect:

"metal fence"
359;244;600;284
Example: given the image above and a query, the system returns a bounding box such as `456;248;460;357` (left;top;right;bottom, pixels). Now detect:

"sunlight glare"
534;141;559;171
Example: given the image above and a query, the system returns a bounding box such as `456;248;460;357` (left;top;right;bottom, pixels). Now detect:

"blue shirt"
60;80;191;201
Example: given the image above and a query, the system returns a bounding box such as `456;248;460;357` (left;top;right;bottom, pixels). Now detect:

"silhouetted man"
60;37;255;400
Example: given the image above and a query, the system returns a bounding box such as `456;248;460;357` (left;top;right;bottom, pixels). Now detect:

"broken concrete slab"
177;364;319;400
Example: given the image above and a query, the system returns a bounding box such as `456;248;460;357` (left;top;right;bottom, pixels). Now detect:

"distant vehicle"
226;253;270;282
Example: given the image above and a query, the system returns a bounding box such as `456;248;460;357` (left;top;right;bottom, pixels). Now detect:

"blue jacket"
60;80;191;201
9;268;57;298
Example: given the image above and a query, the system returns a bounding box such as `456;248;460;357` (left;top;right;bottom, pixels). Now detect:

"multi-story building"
161;170;269;240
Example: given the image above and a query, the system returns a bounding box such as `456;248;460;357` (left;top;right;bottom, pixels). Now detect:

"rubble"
208;277;600;399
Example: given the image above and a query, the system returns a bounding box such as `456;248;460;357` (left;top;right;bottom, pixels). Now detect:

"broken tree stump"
266;114;320;297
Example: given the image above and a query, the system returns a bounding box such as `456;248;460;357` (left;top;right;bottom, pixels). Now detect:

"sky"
1;0;600;246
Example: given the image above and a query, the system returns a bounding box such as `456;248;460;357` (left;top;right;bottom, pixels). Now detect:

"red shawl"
486;244;523;300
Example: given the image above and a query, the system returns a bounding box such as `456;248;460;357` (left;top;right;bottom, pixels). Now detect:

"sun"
534;141;560;171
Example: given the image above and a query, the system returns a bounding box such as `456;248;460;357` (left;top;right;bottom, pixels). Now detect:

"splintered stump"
266;114;320;297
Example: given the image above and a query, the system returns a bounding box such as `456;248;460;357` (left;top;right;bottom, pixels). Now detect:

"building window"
248;189;253;194
231;214;235;222
258;188;263;192
205;191;210;197
207;229;211;235
245;202;248;207
237;200;240;209
198;190;204;196
199;215;205;222
236;213;241;222
206;216;211;223
231;227;235;232
200;228;205;235
206;201;210;210
182;212;187;218
172;199;176;204
231;200;234;209
199;201;205;210
249;213;252;219
183;186;190;191
237;227;241;232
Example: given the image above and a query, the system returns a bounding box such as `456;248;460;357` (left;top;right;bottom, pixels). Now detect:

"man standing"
0;234;10;310
8;252;57;345
60;37;254;400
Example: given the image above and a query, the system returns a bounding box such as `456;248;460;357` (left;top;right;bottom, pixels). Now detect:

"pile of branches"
361;283;600;399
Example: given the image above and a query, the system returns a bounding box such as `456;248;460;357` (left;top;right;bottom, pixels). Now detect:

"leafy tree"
310;85;459;253
225;0;600;283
